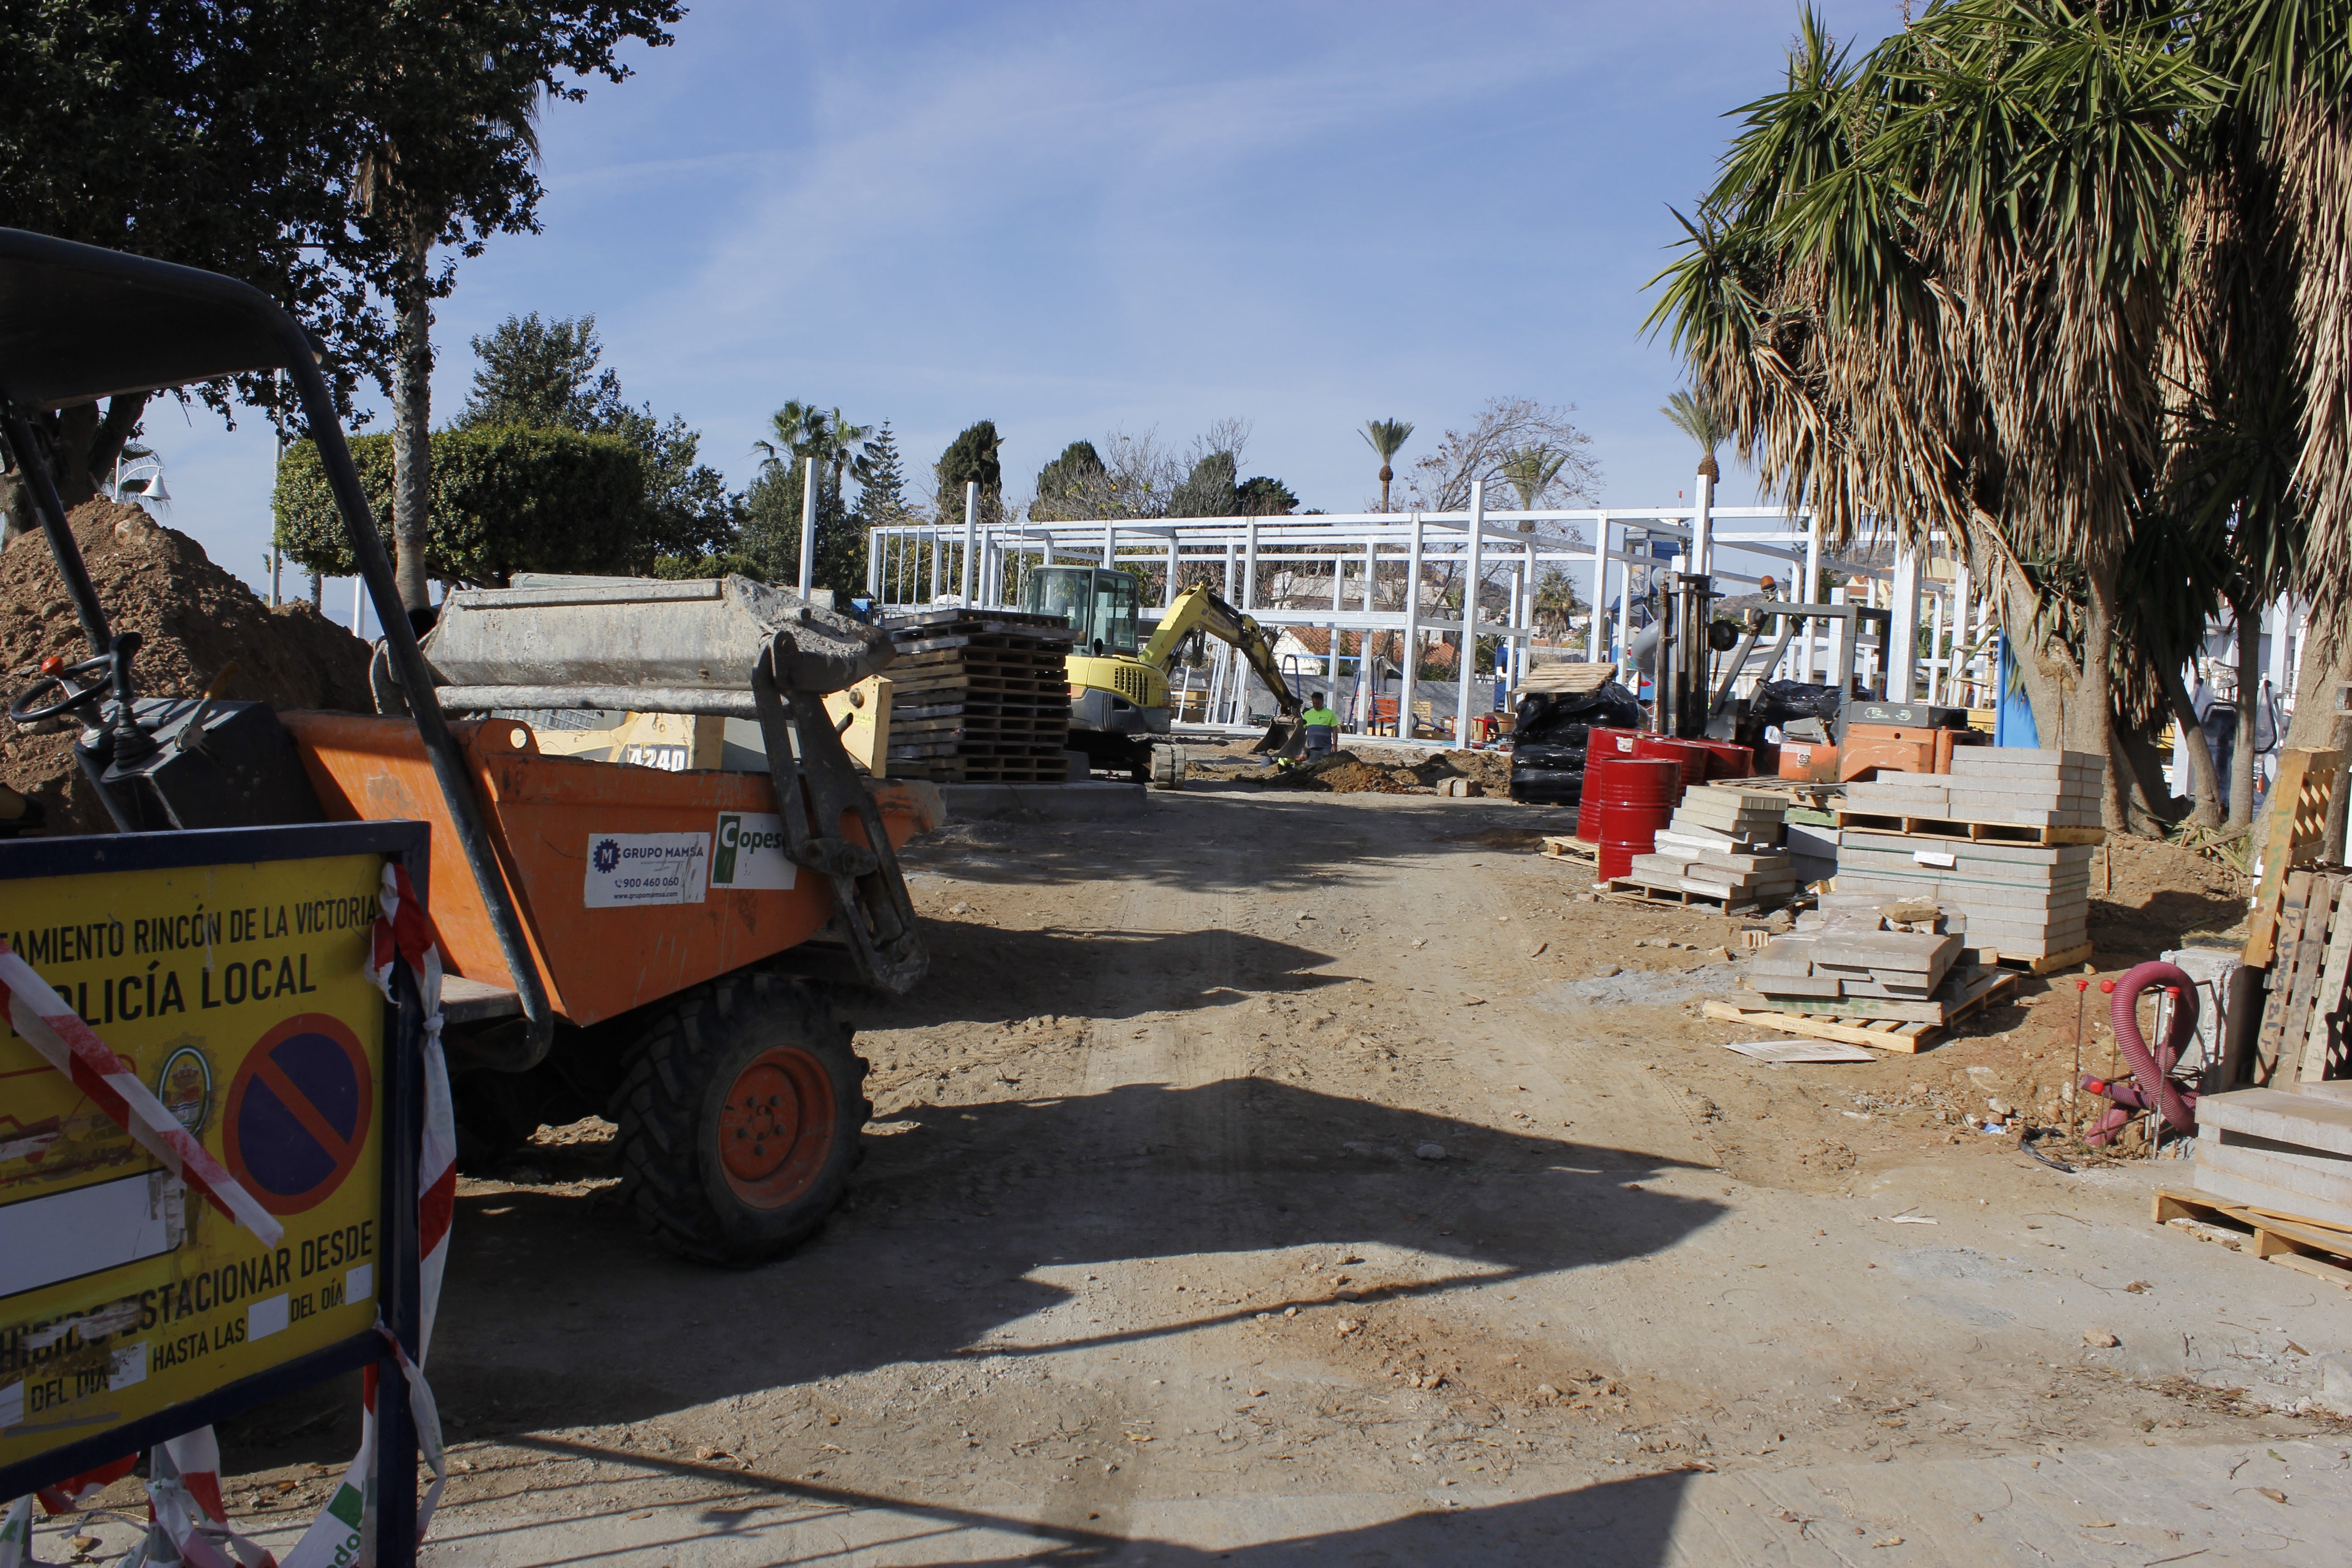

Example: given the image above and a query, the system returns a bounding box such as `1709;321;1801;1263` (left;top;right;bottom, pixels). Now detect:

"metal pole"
1889;541;1920;700
1952;564;1973;706
1928;587;1946;705
353;574;367;638
1166;533;1179;609
1692;470;1714;577
1243;518;1259;611
1588;516;1609;665
799;456;818;597
1801;510;1824;681
867;528;882;600
1402;511;1423;738
1455;482;1485;744
1615;534;1636;694
961;480;977;601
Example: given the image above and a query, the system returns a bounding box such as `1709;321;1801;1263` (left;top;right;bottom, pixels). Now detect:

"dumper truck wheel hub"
717;1047;835;1205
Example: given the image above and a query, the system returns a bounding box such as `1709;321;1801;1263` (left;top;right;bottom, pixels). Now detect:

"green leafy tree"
0;1;679;585
1033;440;1107;521
745;400;869;591
274;426;642;586
1237;475;1298;515
457;312;739;561
1168;451;1239;517
1660;390;1726;481
934;420;1005;524
1360;418;1414;511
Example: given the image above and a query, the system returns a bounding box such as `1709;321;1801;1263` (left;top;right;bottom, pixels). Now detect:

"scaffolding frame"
867;485;1997;743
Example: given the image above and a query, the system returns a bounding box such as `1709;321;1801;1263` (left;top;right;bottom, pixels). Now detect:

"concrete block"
1806;931;1960;974
1745;973;1843;999
2197;1140;2352;1220
2195;1088;2352;1158
2190;1160;2352;1230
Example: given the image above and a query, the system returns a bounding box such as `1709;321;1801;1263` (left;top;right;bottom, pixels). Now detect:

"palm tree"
1499;446;1568;535
1360;418;1414;511
1646;3;2219;828
1660;390;1725;482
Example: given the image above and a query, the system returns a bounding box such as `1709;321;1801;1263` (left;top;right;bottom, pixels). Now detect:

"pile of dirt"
2087;831;2251;952
0;499;373;833
1260;746;1517;796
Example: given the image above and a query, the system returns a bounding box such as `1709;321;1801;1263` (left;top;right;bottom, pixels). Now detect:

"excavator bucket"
1251;716;1305;758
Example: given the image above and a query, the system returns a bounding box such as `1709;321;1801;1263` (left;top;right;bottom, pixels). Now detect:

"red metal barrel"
1632;734;1710;790
1690;739;1754;779
1578;751;1676;841
1586;756;1681;878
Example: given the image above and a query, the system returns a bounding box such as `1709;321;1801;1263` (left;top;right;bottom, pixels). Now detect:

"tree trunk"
87;395;146;488
388;225;434;616
2159;658;2227;828
2074;544;2130;830
2226;592;2262;829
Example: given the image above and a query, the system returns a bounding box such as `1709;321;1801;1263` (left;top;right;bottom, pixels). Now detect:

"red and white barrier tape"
0;945;282;1250
3;865;455;1568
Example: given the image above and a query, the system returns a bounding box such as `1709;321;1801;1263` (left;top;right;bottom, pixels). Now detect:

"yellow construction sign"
0;848;390;1473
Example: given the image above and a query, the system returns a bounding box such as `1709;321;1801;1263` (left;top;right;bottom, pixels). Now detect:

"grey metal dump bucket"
420;574;892;714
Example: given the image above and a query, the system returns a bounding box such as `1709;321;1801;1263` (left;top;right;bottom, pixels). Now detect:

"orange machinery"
0;230;933;1266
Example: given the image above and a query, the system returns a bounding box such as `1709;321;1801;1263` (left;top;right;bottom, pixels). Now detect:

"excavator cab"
1022;567;1139;658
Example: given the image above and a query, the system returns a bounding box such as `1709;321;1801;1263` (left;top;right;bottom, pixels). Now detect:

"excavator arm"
1141;584;1305;756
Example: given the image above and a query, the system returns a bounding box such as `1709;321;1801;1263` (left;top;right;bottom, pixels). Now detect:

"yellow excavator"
1018;567;1304;779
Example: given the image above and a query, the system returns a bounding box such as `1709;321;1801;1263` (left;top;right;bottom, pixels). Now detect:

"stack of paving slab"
1832;749;2105;964
1737;900;2007;1019
1631;784;1797;906
2195;1083;2352;1230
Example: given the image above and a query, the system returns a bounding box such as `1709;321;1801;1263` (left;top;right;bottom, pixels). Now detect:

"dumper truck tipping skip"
0;228;927;1265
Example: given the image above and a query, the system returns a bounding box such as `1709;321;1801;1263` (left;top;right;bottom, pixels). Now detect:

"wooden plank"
1701;1001;1934;1053
1982;941;2096;975
1830;811;2104;847
2302;875;2352;1084
2244;747;2346;966
2151;1186;2352;1289
2256;871;2319;1083
2280;874;2342;1081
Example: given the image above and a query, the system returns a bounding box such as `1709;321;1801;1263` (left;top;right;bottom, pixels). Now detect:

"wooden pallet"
1540;835;1598;861
1603;877;1770;915
1980;941;2096;975
1703;966;2018;1053
1831;810;2104;847
2153;1187;2352;1290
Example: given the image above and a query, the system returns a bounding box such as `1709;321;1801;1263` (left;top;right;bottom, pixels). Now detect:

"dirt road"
48;784;2350;1565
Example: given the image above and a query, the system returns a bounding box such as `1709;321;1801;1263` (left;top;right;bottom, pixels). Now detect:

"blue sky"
152;0;1907;621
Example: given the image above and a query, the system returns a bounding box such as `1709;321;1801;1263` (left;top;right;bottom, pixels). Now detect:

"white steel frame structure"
866;485;2000;744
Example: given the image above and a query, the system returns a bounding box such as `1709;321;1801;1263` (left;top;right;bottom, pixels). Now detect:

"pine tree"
857;422;909;525
934;420;1004;523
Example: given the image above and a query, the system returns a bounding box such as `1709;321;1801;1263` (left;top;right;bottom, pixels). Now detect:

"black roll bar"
0;228;552;1060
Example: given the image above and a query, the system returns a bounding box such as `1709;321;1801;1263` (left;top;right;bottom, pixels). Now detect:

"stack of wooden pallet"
882;608;1075;783
1831;750;2105;971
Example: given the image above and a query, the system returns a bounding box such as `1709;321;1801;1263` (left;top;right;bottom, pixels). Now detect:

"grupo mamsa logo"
592;837;621;874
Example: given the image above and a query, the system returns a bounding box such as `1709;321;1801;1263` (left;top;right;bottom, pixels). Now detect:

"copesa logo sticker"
711;812;796;890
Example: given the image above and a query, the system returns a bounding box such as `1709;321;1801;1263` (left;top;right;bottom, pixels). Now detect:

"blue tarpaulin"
1992;633;2041;749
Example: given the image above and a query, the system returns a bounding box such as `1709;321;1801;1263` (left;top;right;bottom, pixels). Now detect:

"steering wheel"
10;652;114;724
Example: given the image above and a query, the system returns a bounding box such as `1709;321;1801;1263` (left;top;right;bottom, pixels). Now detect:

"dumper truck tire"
614;970;870;1266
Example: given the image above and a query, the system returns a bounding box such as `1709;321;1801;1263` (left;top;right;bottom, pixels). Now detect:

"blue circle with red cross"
223;1014;375;1215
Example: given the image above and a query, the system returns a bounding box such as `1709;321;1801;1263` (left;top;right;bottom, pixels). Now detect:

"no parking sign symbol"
223;1013;376;1216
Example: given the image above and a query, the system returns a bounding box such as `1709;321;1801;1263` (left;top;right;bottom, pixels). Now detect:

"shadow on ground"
837;923;1344;1029
301;1077;1721;1452
906;790;1557;900
443;1441;1698;1568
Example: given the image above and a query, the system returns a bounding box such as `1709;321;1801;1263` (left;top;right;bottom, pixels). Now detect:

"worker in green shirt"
1299;693;1340;758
